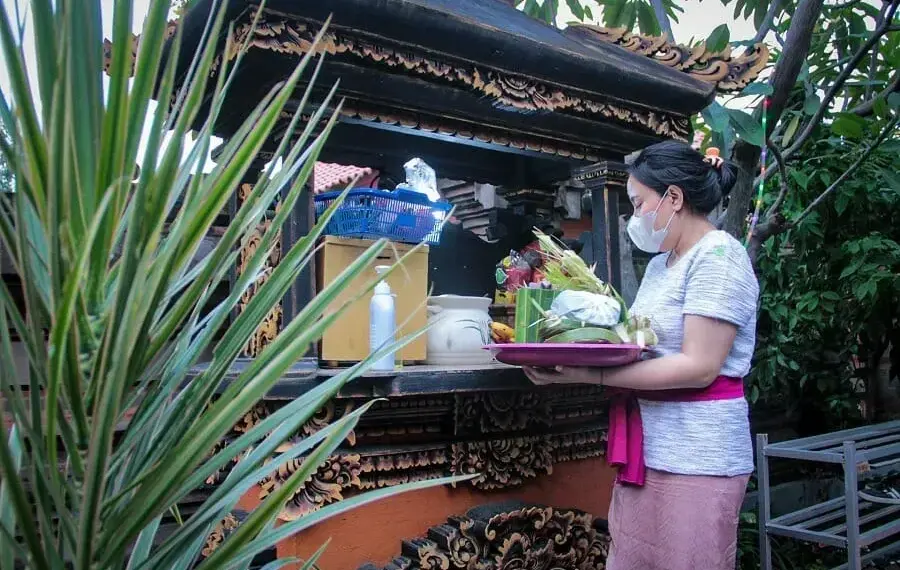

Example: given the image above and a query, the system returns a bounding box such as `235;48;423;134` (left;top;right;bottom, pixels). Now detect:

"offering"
487;229;658;367
530;229;657;348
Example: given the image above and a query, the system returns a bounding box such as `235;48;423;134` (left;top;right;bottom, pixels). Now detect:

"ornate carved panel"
259;452;363;520
451;436;554;490
200;512;241;558
235;182;283;357
566;24;769;92
359;503;610;570
217;387;608;521
195;510;278;568
455;392;552;434
222;14;691;140
189;384;615;569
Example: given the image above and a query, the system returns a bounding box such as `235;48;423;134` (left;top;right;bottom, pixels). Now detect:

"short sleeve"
682;240;759;327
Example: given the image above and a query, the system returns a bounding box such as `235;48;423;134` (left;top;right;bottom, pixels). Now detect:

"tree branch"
782;0;900;160
827;0;863;9
851;70;900;116
721;0;825;239
765;141;790;218
865;2;890;101
790;115;899;227
765;0;827;134
753;0;784;44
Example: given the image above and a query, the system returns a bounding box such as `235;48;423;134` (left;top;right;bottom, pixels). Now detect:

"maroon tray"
485;343;642;368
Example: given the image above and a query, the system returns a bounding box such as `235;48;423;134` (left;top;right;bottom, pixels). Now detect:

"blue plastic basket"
314;188;451;245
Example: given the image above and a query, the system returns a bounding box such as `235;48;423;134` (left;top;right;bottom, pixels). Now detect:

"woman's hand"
523;366;604;386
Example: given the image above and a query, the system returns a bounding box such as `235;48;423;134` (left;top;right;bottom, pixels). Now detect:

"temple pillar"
231;157;316;358
572;161;629;293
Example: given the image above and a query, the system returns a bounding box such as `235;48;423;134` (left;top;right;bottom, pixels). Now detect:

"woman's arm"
523;315;738;389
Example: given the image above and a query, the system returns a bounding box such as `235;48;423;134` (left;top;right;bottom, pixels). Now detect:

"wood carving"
360;504;610;570
218;388;608;520
294;399;357;447
550;429;607;463
455;392;552;434
572;162;629;188
235;182;283;357
200;512;241;558
223;15;691;140
358;446;450;490
203;437;242;487
234;402;269;434
259;453;363;521
566;24;770;92
451;436;554;490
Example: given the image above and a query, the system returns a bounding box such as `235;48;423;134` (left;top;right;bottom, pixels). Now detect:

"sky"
0;0;760;171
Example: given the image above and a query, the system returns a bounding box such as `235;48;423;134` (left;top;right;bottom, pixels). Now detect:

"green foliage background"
524;0;900;429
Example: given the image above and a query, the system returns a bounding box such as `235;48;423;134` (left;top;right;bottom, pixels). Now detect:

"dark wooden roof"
144;0;767;184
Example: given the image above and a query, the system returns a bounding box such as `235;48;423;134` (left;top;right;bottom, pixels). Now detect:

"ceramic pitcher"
425;295;494;365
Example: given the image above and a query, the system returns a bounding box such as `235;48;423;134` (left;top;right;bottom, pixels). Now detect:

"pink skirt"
606;468;750;570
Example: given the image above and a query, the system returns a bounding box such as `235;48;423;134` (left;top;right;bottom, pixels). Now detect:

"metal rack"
757;420;900;570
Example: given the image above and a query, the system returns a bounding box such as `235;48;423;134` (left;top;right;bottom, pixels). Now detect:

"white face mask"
626;193;675;254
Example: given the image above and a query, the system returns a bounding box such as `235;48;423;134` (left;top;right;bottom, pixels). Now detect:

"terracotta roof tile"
313;162;378;194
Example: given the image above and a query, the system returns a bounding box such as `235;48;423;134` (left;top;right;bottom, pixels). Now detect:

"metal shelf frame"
757;420;900;570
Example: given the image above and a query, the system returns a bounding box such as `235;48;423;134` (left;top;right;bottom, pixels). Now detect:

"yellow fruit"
490;322;515;343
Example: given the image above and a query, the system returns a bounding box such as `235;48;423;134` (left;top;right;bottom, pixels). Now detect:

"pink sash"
606;376;744;486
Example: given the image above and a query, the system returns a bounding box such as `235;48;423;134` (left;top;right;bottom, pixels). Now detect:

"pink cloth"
606;468;750;570
606;376;744;486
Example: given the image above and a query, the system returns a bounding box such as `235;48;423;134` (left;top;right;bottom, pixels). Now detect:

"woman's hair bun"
715;159;739;199
628;140;740;215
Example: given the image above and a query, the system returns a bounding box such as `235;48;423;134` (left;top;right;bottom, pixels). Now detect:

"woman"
525;141;759;570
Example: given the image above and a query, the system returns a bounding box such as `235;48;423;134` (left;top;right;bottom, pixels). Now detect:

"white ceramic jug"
425;295;494;365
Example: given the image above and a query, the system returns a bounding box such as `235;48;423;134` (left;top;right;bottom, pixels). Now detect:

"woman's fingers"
523;366;559;384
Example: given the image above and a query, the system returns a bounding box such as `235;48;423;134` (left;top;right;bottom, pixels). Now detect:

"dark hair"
628;140;738;215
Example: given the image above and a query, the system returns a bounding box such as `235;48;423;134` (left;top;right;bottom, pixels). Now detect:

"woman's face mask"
626;190;675;254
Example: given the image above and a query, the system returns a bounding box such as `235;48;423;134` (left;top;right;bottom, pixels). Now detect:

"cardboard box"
317;236;428;364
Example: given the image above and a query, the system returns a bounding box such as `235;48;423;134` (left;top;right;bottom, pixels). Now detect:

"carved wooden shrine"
102;1;768;567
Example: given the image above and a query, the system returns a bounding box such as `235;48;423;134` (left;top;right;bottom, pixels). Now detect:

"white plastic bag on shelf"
397;157;439;202
550;290;621;327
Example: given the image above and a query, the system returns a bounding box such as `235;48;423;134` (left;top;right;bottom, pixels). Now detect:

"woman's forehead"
627;176;651;200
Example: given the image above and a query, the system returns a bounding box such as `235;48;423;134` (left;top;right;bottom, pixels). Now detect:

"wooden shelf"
194;359;532;400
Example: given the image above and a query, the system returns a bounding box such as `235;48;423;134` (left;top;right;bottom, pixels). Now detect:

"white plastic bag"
399;157;439;201
550;290;621;327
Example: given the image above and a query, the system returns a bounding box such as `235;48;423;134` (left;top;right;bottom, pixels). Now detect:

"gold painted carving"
220;389;608;521
358;447;450;490
450;436;554;491
363;505;610;570
235;182;283;357
567;24;770;92
295;400;357;447
225;15;690;140
259;453;363;521
200;512;240;558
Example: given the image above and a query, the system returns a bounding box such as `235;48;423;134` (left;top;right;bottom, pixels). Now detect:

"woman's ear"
667;185;685;212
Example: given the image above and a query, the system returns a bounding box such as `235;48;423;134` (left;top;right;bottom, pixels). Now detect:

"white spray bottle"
369;265;396;371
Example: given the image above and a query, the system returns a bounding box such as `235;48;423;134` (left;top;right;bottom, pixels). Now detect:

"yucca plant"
0;1;462;569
